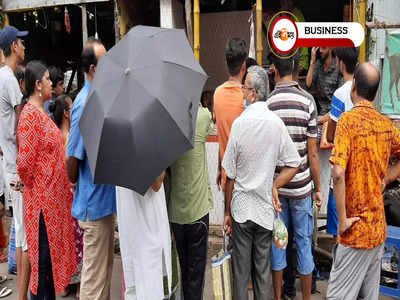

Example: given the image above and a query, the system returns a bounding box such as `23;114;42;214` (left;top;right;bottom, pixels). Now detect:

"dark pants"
30;213;55;300
283;225;296;298
232;220;273;300
171;214;209;300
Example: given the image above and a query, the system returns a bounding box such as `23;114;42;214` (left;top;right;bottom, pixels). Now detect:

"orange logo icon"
280;28;289;41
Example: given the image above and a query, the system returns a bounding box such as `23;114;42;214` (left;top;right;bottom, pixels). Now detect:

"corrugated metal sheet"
160;0;185;29
368;0;400;67
367;0;400;113
2;0;109;12
200;10;251;91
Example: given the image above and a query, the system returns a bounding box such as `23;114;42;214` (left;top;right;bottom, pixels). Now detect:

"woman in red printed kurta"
17;61;77;298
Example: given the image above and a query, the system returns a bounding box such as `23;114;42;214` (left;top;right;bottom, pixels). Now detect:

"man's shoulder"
72;89;89;113
334;81;352;96
214;82;241;98
0;66;16;86
267;86;311;108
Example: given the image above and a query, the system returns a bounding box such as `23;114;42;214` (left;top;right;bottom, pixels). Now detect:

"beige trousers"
79;214;115;300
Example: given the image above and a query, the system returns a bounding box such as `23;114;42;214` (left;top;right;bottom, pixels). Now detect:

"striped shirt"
266;81;318;199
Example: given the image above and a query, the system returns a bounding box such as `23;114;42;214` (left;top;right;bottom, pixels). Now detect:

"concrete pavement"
0;253;395;299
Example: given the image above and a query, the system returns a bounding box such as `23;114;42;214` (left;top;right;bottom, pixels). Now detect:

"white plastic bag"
273;213;288;250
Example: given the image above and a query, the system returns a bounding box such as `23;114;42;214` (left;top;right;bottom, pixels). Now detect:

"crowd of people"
0;7;399;300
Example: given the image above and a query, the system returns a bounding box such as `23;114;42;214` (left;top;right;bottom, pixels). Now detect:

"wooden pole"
185;0;193;49
81;4;88;45
119;0;128;36
114;0;121;43
353;0;366;62
256;0;262;65
1;13;9;63
193;0;199;61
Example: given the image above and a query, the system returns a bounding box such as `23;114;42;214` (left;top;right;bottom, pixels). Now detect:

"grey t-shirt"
0;66;23;174
312;58;343;115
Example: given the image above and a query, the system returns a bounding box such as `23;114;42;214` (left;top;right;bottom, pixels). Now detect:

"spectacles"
241;85;253;91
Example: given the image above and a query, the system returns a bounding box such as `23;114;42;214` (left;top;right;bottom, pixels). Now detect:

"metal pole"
256;0;262;65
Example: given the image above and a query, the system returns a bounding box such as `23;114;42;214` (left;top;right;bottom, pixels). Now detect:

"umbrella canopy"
79;25;208;195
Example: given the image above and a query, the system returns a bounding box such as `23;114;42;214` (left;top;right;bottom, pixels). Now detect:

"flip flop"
0;254;8;263
0;286;12;298
0;276;7;284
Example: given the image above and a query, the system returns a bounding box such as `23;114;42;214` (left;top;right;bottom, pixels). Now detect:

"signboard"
2;0;109;12
381;32;400;115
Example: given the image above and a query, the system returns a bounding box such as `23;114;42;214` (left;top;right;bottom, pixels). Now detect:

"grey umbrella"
79;25;208;195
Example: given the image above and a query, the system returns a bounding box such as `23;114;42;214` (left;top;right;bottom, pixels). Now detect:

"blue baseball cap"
0;26;28;50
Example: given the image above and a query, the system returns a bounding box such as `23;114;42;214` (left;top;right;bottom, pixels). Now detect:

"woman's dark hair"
25;61;47;98
48;95;70;128
15;66;25;85
48;66;64;88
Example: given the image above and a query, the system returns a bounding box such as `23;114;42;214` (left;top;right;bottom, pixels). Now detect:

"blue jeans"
327;188;338;236
272;195;315;275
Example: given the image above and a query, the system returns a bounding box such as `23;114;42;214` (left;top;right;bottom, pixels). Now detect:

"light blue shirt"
66;80;116;221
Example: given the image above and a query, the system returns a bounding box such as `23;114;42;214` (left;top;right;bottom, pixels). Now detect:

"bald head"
81;38;105;75
353;62;380;101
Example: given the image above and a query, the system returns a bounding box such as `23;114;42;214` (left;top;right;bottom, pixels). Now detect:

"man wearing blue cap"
0;26;30;300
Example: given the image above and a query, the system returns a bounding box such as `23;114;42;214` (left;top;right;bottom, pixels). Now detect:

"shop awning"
2;0;109;12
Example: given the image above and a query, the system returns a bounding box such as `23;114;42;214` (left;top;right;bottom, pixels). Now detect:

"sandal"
0;275;7;284
0;254;8;263
60;287;69;297
0;286;12;298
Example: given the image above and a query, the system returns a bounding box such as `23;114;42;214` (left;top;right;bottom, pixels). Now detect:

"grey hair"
247;65;269;101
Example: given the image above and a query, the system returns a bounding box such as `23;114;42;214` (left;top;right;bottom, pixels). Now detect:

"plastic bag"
273;213;288;250
211;231;232;300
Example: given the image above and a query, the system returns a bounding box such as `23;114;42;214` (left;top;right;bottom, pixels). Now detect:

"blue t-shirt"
66;81;116;221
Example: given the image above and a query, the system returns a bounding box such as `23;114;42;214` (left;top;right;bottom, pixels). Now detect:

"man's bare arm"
326;118;337;143
14;104;23;135
223;177;234;236
272;166;299;212
383;160;400;191
66;156;79;184
152;171;166;192
307;137;322;206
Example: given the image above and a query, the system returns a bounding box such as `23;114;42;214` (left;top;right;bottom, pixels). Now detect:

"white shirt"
0;66;23;174
329;80;353;123
222;102;301;230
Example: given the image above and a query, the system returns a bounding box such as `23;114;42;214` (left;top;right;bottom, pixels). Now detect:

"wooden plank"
2;0;109;12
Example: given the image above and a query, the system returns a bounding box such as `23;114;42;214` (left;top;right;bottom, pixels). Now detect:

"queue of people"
0;17;399;300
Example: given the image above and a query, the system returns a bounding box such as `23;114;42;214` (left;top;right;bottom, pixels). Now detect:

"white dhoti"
117;185;172;300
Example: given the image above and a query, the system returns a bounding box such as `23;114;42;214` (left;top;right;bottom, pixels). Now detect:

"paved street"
0;252;395;300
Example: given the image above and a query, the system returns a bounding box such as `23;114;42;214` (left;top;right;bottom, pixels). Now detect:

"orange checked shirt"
330;100;400;249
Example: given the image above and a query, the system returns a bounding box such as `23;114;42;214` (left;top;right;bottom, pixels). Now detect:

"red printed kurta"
17;102;77;295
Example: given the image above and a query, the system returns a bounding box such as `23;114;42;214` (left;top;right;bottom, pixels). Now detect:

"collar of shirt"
274;81;300;89
354;100;374;109
320;57;337;74
223;80;242;88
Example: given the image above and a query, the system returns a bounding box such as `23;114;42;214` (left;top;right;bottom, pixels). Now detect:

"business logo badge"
267;11;365;58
